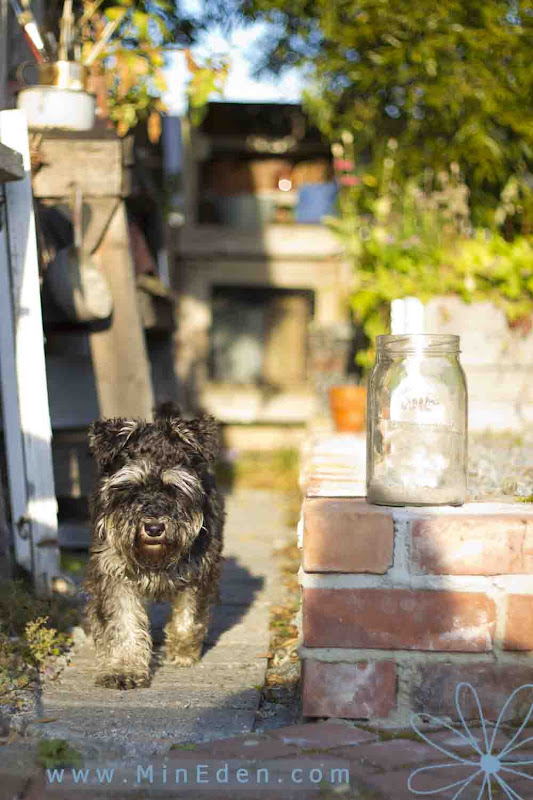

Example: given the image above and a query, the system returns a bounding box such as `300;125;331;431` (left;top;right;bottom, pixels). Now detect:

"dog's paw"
95;671;150;689
165;650;201;667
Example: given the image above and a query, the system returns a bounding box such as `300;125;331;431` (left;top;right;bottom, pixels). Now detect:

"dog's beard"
100;508;204;571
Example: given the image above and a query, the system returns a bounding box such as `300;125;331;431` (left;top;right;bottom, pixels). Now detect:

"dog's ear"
161;412;220;465
154;400;183;420
88;418;141;471
184;415;221;464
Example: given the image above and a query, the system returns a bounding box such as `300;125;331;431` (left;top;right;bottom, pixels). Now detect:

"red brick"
412;663;533;722
302;588;496;651
303;498;394;574
365;765;482;800
411;513;533;575
504;595;533;650
269;721;378;749
302;659;397;719
335;738;441;770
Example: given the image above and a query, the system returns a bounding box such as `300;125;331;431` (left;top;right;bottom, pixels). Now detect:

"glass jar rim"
376;334;460;354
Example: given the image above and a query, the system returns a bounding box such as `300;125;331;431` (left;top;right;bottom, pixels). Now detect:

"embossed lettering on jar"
366;334;468;506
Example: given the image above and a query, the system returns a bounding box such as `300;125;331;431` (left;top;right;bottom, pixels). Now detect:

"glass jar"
366;334;467;506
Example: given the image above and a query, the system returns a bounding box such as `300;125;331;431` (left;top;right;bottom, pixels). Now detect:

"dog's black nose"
144;521;166;537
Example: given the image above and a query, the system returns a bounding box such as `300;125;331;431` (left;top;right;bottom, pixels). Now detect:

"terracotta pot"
329;385;367;432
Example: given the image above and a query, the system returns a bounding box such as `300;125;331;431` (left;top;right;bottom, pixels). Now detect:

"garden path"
25;489;290;760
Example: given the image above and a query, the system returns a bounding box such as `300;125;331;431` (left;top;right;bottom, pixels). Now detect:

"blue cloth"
296;182;338;223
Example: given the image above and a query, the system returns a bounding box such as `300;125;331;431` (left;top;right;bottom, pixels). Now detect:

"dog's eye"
161;482;178;495
105;479;138;493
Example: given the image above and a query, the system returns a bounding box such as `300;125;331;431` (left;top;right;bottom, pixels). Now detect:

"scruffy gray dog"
84;403;224;689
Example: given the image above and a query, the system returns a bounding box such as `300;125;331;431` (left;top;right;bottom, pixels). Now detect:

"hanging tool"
9;0;48;63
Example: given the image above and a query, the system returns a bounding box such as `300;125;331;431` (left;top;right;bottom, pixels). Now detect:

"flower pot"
17;86;95;131
329;385;367;432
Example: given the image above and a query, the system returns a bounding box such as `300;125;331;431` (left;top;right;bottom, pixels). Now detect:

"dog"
84;403;225;689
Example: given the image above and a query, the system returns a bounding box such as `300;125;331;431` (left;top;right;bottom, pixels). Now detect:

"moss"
169;742;197;751
354;723;424;743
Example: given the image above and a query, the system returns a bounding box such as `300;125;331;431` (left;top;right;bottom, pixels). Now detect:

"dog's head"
88;405;219;569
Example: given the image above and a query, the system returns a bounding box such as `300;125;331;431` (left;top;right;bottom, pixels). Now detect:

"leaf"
104;6;128;22
147;111;162;143
132;10;150;38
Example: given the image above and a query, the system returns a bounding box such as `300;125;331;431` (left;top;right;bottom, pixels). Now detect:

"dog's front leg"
165;587;210;666
88;583;152;689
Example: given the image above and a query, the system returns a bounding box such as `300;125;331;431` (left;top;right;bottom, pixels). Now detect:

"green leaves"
230;0;533;222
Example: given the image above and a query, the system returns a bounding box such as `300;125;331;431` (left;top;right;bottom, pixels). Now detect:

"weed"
0;580;76;703
37;738;82;769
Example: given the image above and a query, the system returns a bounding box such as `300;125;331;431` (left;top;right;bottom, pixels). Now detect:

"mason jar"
366;334;467;506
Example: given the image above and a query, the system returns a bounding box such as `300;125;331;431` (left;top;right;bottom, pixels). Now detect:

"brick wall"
298;434;533;727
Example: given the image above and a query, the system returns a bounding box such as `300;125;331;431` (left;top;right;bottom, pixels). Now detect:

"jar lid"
376;334;460;354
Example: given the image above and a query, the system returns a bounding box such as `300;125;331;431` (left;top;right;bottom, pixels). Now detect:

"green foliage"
76;1;227;138
328;142;533;370
185;51;230;125
37;739;83;769
225;0;533;224
0;581;74;700
24;617;71;666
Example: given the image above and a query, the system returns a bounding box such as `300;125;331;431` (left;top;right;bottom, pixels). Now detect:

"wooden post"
89;201;155;419
0;201;31;573
31;132;155;422
0;0;8;109
181;116;198;227
0;110;60;594
0;472;11;580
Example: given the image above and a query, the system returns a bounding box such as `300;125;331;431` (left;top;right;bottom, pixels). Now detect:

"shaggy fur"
84;403;225;689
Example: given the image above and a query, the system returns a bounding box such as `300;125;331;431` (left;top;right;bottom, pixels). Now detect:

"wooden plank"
178;224;343;259
0;142;24;183
31;137;128;198
0;110;60;594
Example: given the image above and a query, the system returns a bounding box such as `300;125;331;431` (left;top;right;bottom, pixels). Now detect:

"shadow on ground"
150;555;264;658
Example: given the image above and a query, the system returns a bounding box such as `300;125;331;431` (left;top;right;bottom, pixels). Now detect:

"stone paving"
20;718;533;799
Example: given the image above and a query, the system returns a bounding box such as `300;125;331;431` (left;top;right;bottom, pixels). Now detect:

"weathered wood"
31;135;133;198
89;201;155;419
0;142;24;183
179;224;343;260
0;110;60;594
0;222;29;573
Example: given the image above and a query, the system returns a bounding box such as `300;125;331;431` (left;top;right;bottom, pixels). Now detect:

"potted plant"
17;1;227;140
